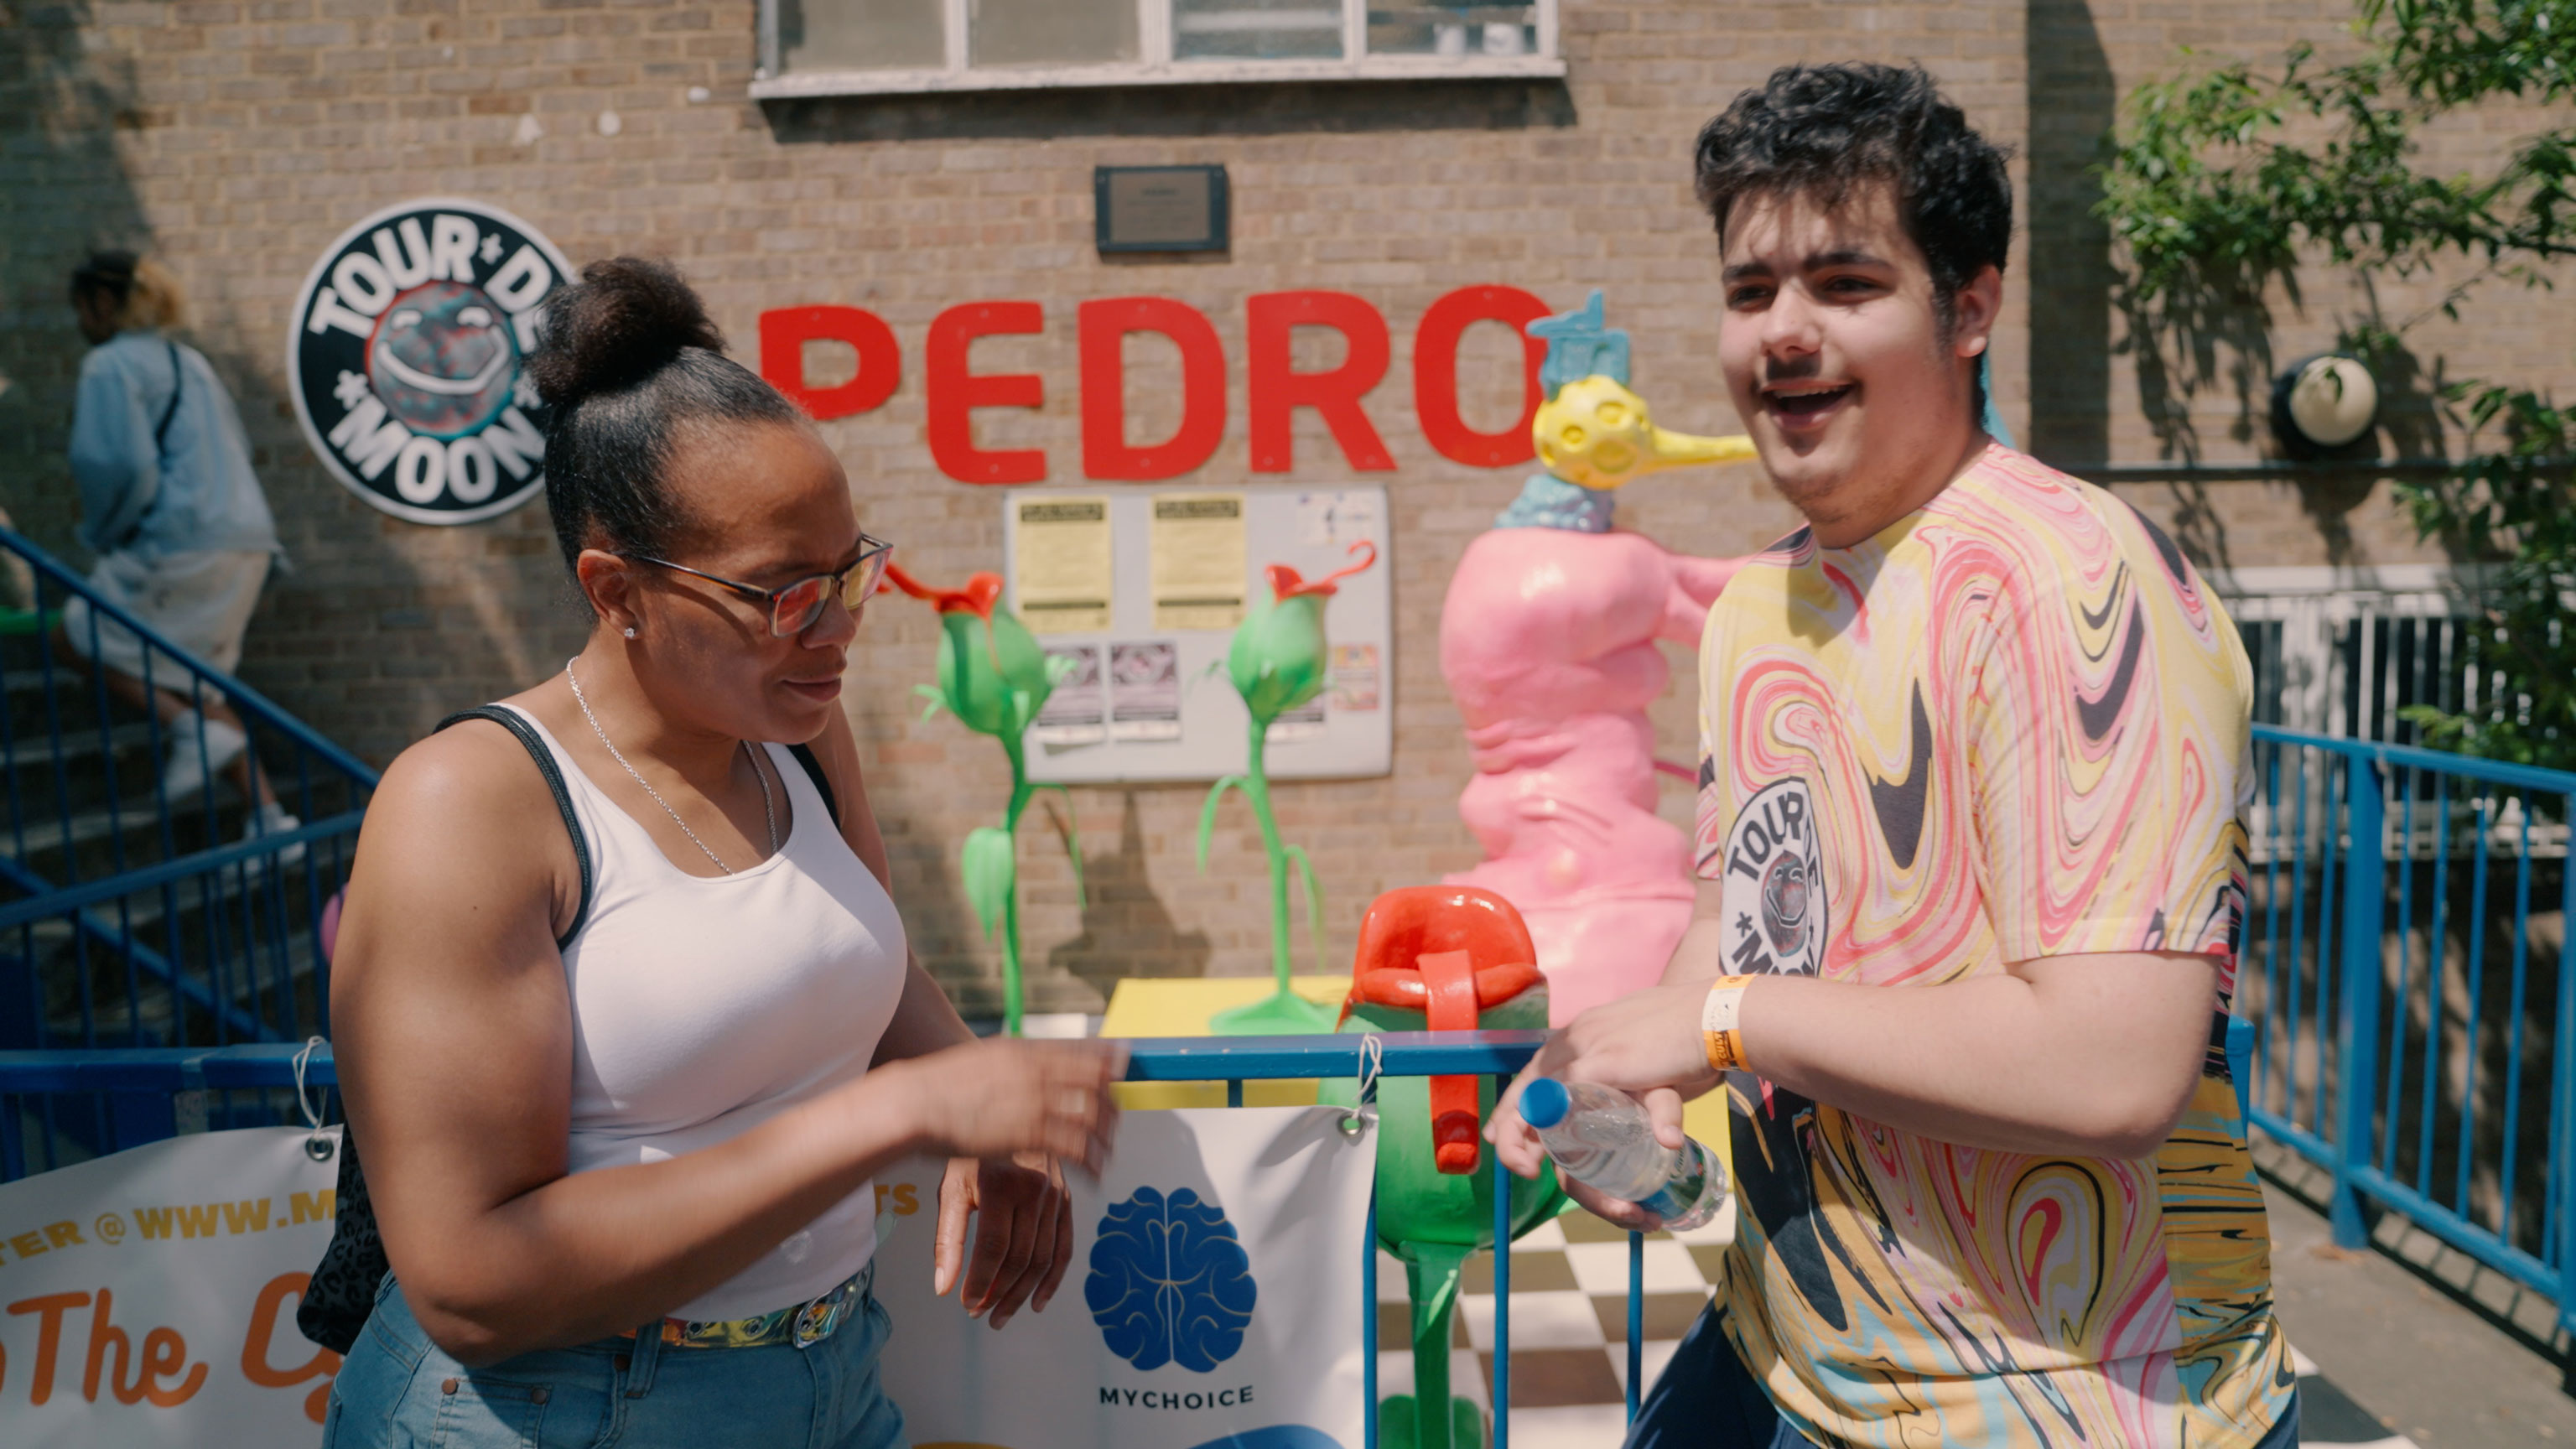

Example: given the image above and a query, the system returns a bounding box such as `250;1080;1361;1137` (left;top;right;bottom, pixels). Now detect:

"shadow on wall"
1048;791;1213;1006
1;4;589;771
0;1;150;552
2023;0;2114;472
762;76;1576;145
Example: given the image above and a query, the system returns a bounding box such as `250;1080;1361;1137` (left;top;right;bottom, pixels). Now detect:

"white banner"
875;1105;1373;1449
0;1125;341;1446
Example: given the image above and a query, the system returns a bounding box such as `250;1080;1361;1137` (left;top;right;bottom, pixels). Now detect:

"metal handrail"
2254;720;2576;794
0;526;379;787
0;526;373;1067
0;808;366;931
2241;723;2574;1344
0;1031;1548;1092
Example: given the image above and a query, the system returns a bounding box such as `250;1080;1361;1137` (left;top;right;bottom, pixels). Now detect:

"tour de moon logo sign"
286;197;572;525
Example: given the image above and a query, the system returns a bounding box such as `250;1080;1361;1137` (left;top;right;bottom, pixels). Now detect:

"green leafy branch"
2097;0;2576;767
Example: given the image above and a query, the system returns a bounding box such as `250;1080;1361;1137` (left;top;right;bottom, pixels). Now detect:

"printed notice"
1266;698;1327;743
1297;489;1382;548
1328;643;1380;711
1150;492;1245;631
1031;644;1106;747
1014;496;1114;634
1109;641;1182;742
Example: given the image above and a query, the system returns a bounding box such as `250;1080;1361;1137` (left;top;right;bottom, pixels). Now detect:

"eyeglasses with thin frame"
626;535;893;637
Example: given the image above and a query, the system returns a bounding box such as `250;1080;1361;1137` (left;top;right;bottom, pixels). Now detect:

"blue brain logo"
1085;1186;1258;1373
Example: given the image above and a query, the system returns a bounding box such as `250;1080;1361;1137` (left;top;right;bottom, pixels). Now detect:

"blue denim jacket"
68;330;284;564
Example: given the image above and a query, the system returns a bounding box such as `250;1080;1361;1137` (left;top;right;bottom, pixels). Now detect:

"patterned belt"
622;1262;873;1351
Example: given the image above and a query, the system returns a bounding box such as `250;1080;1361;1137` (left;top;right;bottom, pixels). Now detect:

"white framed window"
751;0;1562;98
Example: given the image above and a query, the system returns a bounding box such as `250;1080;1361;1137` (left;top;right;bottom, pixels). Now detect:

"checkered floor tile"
1386;1203;2418;1449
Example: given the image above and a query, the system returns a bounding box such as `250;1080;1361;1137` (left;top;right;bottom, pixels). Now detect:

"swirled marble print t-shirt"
1692;443;2296;1448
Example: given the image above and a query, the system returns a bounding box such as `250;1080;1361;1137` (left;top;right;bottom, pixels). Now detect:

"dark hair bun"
525;257;725;408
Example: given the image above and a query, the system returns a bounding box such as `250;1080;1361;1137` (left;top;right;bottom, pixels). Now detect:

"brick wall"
2028;0;2576;572
3;0;2555;1010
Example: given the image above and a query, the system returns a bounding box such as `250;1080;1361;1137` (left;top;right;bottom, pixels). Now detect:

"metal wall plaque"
1095;165;1229;253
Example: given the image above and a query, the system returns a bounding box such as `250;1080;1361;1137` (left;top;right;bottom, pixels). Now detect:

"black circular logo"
287;198;572;525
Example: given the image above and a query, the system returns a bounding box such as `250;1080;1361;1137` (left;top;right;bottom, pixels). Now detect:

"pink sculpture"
1439;293;1751;1024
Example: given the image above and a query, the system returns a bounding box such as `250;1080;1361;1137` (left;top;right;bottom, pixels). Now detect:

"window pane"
1175;0;1345;61
1367;3;1535;56
781;0;945;72
974;0;1139;66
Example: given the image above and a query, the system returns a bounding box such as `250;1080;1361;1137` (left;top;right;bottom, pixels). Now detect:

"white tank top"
499;707;906;1322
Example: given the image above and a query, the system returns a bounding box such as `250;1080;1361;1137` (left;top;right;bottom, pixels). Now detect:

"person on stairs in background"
59;250;298;848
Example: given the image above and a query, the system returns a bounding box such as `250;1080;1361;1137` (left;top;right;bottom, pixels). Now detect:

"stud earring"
623;626;637;639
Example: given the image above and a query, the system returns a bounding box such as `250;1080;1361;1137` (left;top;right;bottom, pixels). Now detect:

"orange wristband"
1701;975;1757;1075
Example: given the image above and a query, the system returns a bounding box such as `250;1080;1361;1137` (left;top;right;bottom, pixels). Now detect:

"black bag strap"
437;706;592;951
153;340;184;453
787;741;840;828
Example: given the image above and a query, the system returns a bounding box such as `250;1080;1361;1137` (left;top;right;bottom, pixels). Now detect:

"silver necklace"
567;657;775;875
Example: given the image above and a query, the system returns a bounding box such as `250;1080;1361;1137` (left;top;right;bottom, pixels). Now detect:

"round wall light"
2269;353;2380;456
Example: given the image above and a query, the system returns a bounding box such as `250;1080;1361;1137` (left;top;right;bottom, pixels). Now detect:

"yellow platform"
1098;975;1734;1147
1100;976;1348;1109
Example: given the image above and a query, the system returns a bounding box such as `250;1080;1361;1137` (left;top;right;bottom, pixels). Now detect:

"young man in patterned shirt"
1488;63;2299;1449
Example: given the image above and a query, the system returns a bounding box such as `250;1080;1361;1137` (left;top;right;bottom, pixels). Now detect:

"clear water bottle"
1517;1078;1727;1230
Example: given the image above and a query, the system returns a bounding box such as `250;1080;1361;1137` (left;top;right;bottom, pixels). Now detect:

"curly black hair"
527;256;806;579
1694;63;2012;356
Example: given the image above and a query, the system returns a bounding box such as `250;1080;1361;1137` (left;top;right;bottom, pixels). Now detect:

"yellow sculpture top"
1533;375;1757;491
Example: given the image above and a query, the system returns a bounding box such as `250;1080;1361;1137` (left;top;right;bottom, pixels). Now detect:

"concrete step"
0;720;165;814
1;666;117;737
17;924;326;1050
0;789;258;881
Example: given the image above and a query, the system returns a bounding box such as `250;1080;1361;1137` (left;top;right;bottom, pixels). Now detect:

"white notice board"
1004;485;1392;784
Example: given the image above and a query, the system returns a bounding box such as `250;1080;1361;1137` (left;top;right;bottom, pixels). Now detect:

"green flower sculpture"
887;563;1084;1036
1197;541;1378;1036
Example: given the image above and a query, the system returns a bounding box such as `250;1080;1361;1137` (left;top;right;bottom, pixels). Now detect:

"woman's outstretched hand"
896;1036;1126;1178
933;1153;1072;1330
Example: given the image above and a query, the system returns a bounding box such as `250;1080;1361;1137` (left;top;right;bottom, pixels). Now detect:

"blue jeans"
322;1270;906;1449
1627;1304;2302;1449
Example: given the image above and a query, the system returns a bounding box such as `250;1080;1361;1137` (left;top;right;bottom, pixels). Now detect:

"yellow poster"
1149;491;1245;631
1012;496;1113;635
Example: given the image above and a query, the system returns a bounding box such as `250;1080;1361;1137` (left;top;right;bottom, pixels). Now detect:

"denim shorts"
321;1270;906;1449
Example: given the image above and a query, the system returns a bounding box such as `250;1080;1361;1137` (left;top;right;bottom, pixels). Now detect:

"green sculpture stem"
1406;1245;1472;1449
1242;719;1292;1000
1200;719;1334;1035
1000;735;1033;1039
989;734;1083;1038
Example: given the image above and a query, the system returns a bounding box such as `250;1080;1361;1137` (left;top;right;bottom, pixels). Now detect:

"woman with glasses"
321;257;1122;1447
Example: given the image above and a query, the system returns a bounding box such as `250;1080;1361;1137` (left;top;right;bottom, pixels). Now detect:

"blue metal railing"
2244;723;2574;1340
7;724;2569;1405
0;1033;1620;1446
0;527;377;1160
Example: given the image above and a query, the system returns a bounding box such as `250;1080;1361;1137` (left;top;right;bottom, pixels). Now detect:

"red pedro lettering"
758;305;901;422
1414;285;1550;467
926;301;1046;484
1247;290;1394;473
1078;297;1224;480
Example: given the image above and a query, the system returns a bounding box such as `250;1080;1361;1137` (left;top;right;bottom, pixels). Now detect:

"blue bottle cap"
1519;1078;1571;1130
